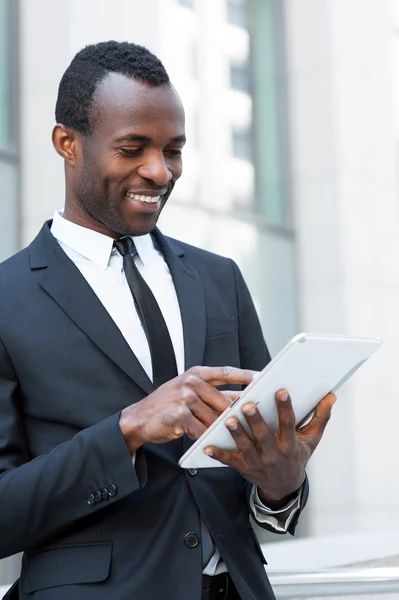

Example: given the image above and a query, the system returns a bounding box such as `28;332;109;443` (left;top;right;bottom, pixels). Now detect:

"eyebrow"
114;134;186;143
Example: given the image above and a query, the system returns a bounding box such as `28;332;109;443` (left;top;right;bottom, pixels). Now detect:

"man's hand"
119;366;255;453
204;389;336;508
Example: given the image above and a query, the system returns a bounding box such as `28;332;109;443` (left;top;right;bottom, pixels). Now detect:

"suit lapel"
153;229;206;371
30;223;153;395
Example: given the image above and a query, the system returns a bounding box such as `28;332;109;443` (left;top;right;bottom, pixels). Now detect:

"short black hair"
55;40;170;135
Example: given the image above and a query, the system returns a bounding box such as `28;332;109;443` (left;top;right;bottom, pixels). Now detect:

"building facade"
1;0;399;586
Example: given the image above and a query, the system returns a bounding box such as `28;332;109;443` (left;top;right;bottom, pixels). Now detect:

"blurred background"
2;0;399;596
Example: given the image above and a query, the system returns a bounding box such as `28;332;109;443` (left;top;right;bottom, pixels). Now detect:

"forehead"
89;73;185;139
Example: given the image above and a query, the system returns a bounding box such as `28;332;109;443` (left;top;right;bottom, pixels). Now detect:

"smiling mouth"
125;192;162;204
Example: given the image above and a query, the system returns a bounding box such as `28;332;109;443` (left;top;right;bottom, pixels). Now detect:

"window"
227;0;248;29
0;0;17;150
232;128;252;161
0;0;19;263
192;42;199;80
230;63;249;93
178;0;194;9
250;0;287;225
192;110;200;149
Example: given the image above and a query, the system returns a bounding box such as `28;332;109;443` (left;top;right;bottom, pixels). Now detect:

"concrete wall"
284;0;399;536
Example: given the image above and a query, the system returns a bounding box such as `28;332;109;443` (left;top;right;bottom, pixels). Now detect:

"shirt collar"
132;233;158;269
50;210;157;269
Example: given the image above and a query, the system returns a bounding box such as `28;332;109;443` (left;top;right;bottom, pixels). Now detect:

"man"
0;42;335;600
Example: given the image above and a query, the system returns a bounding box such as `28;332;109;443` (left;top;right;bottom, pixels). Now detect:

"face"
53;73;185;237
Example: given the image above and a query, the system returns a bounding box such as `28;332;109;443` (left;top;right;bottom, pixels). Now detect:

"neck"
62;202;118;239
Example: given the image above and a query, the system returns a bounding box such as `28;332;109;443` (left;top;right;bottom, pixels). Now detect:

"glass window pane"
192;42;199;79
392;36;399;137
232;129;252;161
178;0;194;9
227;0;248;29
0;0;12;149
0;161;18;260
393;0;399;30
230;63;249;92
251;0;286;224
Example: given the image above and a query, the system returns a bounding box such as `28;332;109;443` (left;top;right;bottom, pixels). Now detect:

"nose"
137;151;173;186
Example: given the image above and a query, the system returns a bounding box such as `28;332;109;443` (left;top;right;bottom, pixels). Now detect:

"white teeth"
126;192;160;204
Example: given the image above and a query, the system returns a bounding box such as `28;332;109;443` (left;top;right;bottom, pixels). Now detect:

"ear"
52;124;81;165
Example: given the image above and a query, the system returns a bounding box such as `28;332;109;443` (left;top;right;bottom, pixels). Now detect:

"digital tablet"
178;333;381;469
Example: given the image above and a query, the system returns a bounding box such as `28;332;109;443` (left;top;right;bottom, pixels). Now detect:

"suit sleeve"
0;336;147;559
230;259;308;536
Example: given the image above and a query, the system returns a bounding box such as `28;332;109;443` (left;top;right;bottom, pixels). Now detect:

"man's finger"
203;445;240;468
184;414;209;441
190;401;225;429
224;417;258;463
275;389;297;450
298;393;336;452
241;403;275;455
188;365;258;387
192;380;235;414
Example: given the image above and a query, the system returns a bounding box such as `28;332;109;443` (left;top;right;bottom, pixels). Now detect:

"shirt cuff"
250;485;302;533
130;449;147;488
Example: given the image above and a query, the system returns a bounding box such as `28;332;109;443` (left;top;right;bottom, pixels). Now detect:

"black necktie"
114;237;215;569
114;237;178;388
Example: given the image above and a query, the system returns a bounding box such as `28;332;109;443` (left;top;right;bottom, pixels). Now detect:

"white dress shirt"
50;210;301;575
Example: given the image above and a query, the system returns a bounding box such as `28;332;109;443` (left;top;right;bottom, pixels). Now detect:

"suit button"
87;494;96;506
188;468;198;476
94;490;102;503
184;533;199;548
107;485;117;497
101;487;109;500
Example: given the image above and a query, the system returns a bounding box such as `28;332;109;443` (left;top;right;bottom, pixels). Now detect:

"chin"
130;224;157;237
116;216;159;237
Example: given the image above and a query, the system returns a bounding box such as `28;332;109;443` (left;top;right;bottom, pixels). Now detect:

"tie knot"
114;237;137;258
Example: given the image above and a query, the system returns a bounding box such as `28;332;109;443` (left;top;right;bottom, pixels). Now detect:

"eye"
166;149;183;158
120;148;142;157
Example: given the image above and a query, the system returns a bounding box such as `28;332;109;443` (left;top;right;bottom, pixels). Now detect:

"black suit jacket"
0;222;308;600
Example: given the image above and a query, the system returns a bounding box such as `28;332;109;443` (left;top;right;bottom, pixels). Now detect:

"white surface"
179;333;381;469
284;0;399;538
263;532;399;574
